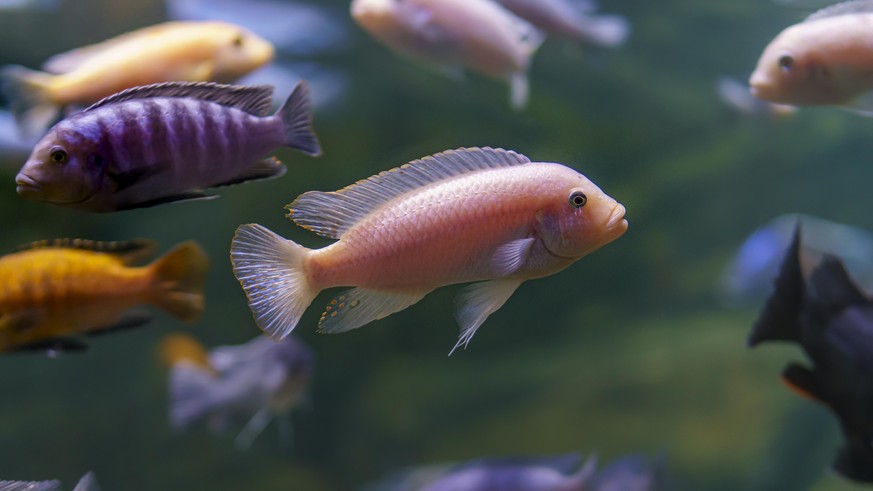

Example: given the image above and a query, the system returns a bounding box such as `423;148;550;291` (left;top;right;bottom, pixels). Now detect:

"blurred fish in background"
161;333;315;449
0;0;59;12
0;20;274;136
14;81;321;212
0;472;99;491
494;0;629;48
720;214;873;306
350;0;545;109
0;239;207;354
749;228;873;482
0;109;38;169
749;1;873;115
364;453;665;491
714;76;795;120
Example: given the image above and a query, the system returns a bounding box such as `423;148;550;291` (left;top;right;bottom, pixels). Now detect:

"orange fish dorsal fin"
285;147;532;239
806;0;873;22
84;82;274;116
13;238;158;265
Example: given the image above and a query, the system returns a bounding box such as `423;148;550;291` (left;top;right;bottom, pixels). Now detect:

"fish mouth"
15;173;42;195
606;203;627;231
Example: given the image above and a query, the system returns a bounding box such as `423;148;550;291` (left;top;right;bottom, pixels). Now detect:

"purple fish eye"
49;147;68;164
569;191;587;208
778;54;794;72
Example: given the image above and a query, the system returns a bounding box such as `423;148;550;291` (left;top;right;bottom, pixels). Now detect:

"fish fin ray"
85;82;274;116
0;480;62;491
168;363;217;429
0;65;59;137
286;147;532;239
451;279;523;354
116;192;218;211
806;0;873;22
213;157;286;187
11;238;158;265
317;288;428;334
151;241;208;323
278;81;321;156
491;237;535;276
748;225;805;346
230;224;318;340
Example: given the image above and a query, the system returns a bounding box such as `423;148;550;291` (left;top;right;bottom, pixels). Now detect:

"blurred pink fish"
231;147;627;353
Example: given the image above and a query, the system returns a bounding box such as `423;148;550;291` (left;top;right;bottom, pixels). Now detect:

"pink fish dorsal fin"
12;238;157;265
805;0;873;22
286;147;532;239
84;82;275;116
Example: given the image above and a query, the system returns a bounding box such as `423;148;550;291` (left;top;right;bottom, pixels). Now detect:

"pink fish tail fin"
576;14;630;47
230;224;319;340
150;241;209;323
277;80;322;157
0;65;59;137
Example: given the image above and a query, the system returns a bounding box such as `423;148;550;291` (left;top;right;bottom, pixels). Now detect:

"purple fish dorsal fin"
11;238;157;265
84;82;275;116
806;0;873;22
286;147;532;239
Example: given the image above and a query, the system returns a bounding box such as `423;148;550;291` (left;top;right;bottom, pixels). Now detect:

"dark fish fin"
833;441;873;483
13;337;88;354
106;163;167;192
213;157;286;187
85;311;153;337
277;81;322;156
807;255;869;315
12;238;157;265
748;225;805;347
116;192;218;211
781;362;828;403
85;82;274;116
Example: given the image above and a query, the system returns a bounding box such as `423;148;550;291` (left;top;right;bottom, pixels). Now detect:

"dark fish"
14;81;321;212
749;226;873;482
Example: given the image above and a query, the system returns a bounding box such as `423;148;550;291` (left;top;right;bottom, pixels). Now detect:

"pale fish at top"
350;0;544;109
1;21;275;135
162;333;314;449
749;0;873;113
231;147;627;353
14;81;321;212
494;0;630;47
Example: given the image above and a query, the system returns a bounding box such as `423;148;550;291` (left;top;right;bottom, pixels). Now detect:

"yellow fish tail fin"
150;241;209;323
0;65;59;136
230;223;319;340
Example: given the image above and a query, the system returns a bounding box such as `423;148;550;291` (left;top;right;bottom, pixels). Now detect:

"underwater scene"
3;0;873;489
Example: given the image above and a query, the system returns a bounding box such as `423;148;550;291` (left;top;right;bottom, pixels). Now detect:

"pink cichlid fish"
749;0;873;113
231;147;627;353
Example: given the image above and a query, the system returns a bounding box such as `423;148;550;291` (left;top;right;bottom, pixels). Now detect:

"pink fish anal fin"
451;278;524;355
317;288;429;334
491;237;536;276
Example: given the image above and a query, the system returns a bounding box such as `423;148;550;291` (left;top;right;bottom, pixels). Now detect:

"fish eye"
233;34;244;47
778;54;794;72
569;191;587;208
49;147;67;164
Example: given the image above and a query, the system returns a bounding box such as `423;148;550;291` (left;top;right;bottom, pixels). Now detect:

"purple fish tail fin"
150;241;209;323
0;65;58;137
277;81;322;156
168;363;218;429
230;224;319;340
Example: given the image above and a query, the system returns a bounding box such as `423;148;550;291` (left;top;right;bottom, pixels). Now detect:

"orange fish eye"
233;34;244;47
49;147;68;164
778;54;794;72
569;191;587;208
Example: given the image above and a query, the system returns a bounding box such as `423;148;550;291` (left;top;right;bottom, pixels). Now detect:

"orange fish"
231;147;627;353
0;238;208;353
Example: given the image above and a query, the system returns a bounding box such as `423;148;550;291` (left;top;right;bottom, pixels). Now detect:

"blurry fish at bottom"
160;333;314;449
720;214;873;306
749;227;873;482
364;452;666;491
0;472;98;491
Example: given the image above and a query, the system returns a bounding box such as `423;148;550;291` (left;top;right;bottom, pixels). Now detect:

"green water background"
0;0;870;489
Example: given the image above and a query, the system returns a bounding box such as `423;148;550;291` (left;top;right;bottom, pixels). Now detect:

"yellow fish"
1;21;275;135
0;238;208;353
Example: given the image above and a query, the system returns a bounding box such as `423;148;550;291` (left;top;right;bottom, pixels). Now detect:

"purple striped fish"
14;81;321;212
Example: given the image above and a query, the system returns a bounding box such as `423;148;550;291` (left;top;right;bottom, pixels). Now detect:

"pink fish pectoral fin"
316;288;429;334
491;237;536;276
451;279;524;355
